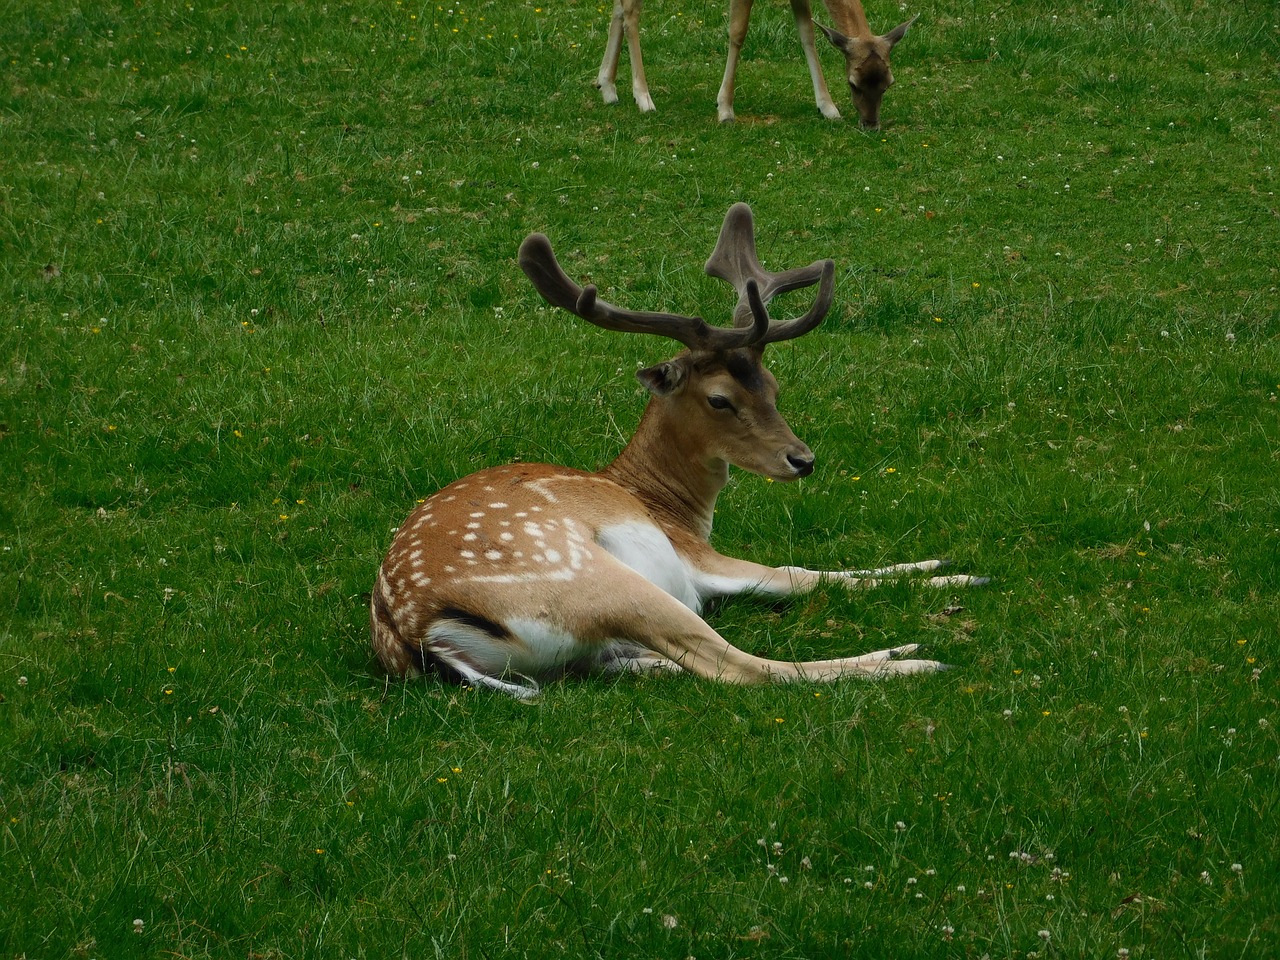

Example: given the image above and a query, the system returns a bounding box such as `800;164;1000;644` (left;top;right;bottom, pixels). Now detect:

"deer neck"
821;0;873;40
601;401;726;541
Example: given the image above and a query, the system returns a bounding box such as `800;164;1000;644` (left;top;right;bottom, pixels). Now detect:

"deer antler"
518;232;768;352
703;202;835;343
518;203;833;351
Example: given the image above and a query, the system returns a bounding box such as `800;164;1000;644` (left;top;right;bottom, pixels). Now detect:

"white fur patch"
595;521;701;612
504;617;591;671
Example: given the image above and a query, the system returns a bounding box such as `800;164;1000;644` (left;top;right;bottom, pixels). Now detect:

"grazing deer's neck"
602;400;726;541
822;0;872;40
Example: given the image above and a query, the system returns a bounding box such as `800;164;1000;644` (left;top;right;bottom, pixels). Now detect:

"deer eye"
707;395;734;411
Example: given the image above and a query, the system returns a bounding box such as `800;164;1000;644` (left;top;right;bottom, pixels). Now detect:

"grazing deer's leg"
596;0;627;104
789;0;841;119
597;0;653;111
623;0;655;112
716;0;755;122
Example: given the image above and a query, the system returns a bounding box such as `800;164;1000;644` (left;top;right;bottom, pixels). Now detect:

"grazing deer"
371;203;983;699
596;0;918;127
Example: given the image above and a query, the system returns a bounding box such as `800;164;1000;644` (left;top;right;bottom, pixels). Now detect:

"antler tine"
518;232;766;351
704;202;833;329
759;258;835;345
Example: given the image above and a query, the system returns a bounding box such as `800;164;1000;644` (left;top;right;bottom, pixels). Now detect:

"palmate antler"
705;202;834;336
517;202;835;352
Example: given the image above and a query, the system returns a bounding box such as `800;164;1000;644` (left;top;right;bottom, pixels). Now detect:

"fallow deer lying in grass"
596;0;918;127
371;203;983;699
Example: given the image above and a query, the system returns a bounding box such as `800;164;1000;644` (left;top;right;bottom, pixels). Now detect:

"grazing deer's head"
818;14;918;129
518;203;834;489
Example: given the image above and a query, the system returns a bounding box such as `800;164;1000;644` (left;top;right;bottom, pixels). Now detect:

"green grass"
2;0;1278;956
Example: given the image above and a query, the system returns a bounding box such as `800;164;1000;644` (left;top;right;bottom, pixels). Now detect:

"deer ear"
817;22;852;52
882;14;919;47
636;359;688;397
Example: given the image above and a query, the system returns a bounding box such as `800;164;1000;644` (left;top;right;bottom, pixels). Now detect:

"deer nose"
787;453;815;477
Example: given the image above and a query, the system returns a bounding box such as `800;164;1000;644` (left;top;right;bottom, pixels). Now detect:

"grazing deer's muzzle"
787;451;816;478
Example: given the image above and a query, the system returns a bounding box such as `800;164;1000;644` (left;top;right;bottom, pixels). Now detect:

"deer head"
818;14;918;129
518;203;834;486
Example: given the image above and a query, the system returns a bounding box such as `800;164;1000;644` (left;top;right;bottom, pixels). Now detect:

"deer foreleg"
598;0;652;111
790;0;841;119
623;0;655;112
596;0;627;104
688;551;989;600
717;0;755;122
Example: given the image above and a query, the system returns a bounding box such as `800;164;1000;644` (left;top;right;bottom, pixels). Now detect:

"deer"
370;203;984;700
595;0;918;128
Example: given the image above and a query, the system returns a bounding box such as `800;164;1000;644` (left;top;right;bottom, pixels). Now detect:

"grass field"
2;0;1278;956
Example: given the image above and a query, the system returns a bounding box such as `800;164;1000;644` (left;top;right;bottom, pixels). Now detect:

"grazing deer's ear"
637;359;688;397
883;14;919;48
816;22;852;52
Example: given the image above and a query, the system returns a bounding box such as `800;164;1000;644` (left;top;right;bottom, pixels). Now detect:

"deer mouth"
783;452;816;479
